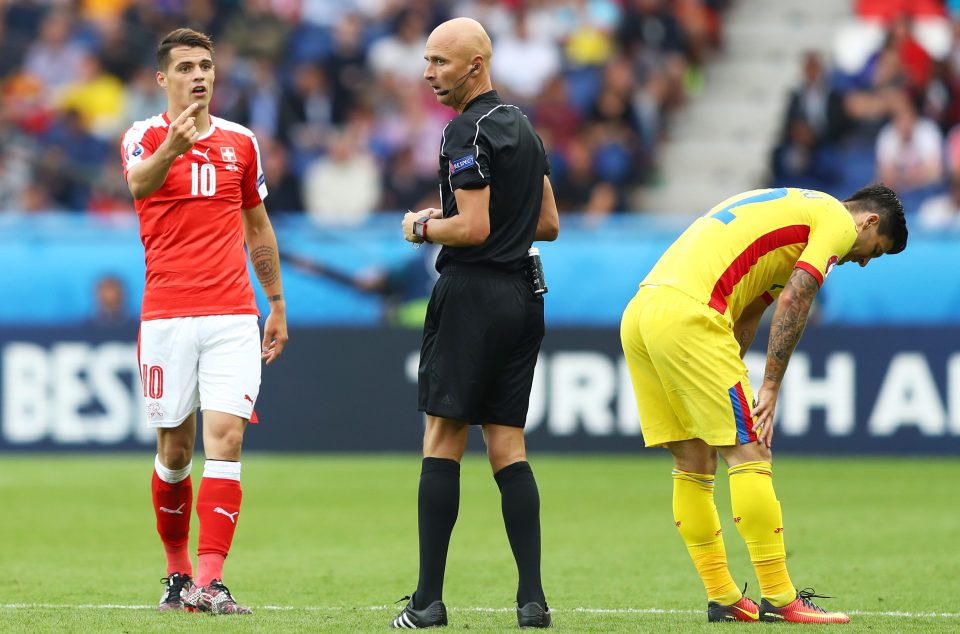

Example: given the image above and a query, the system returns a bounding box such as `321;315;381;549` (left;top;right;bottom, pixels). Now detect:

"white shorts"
138;314;261;428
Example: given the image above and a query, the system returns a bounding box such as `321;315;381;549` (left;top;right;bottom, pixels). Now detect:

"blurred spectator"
380;145;437;212
770;119;842;191
919;59;958;132
553;137;623;214
782;52;850;147
55;51;127;140
302;128;381;224
260;139;305;213
842;37;908;134
324;13;372;125
236;58;287;141
916;172;960;229
771;52;847;191
2;73;54;137
95;13;153;82
368;8;430;83
87;157;133;214
564;0;621;67
452;0;514;41
125;66;168;124
40;109;110;209
280;63;334;152
531;75;582;152
582;181;622;217
22;8;87;94
220;0;289;64
17;181;61;213
491;9;562;104
887;13;934;97
875;91;943;194
87;274;137;329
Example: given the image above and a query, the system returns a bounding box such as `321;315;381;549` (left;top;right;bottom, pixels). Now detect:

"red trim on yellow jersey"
794;261;824;286
761;291;775;305
708;225;810;314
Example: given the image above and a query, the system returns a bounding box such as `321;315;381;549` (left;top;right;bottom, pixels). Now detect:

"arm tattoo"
765;269;819;383
250;245;280;287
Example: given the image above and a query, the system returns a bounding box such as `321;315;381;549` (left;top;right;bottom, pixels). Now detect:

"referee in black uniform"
393;16;560;630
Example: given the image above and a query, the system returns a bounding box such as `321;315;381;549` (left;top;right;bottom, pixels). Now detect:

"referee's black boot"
517;602;551;628
390;595;448;629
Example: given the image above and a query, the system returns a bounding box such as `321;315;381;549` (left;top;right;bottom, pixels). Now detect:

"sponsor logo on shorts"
244;394;254;405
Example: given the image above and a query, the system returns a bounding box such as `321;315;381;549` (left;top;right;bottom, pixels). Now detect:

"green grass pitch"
1;453;957;632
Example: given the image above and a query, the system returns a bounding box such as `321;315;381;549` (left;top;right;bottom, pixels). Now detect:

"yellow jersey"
642;188;857;322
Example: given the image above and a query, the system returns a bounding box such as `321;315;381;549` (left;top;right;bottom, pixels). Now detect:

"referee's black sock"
414;457;460;609
495;460;546;607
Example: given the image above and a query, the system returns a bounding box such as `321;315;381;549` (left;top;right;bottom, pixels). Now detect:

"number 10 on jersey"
191;162;216;196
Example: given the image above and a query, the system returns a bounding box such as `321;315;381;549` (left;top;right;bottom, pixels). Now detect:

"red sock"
151;470;193;576
196;464;242;586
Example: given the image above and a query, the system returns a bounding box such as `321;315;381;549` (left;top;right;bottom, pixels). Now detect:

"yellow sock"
672;470;741;605
728;461;795;607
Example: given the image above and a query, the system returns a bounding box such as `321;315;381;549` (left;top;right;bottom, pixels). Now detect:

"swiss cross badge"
220;146;237;162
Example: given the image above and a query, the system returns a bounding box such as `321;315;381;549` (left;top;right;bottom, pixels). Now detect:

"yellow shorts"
620;286;758;448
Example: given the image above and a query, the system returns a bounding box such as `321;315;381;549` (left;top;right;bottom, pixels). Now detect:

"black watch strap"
413;216;432;242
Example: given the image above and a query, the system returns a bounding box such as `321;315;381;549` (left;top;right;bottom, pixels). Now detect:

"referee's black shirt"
434;90;550;273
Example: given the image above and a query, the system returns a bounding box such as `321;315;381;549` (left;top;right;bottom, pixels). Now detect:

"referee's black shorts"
418;263;545;427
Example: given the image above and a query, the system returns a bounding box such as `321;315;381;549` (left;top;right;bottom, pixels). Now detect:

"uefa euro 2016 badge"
825;255;839;277
126;142;144;160
449;154;475;174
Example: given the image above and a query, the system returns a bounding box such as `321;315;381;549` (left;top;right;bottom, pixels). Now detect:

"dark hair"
157;28;214;71
843;183;908;254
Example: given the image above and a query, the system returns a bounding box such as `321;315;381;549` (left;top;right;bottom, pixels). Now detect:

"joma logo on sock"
773;527;784;533
733;517;742;523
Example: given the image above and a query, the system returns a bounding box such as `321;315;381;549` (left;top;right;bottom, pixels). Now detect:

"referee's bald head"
428;17;492;69
424;17;494;111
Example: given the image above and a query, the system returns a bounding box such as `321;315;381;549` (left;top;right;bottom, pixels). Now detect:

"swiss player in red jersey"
121;28;288;615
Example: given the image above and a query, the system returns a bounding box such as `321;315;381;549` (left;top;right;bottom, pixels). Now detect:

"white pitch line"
1;604;958;618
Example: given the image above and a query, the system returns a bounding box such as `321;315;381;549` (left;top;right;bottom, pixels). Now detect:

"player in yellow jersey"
621;184;907;624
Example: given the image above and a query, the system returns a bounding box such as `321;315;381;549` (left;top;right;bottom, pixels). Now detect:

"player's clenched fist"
165;102;201;155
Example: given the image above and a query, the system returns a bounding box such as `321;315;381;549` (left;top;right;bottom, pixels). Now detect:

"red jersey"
121;113;267;320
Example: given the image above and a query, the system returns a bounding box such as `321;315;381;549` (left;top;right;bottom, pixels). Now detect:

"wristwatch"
413;216;432;243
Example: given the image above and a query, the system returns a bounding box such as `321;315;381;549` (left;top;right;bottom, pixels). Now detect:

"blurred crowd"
0;0;729;220
769;0;960;229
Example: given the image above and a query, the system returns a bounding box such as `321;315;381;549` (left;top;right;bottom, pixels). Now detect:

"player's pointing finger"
175;102;199;123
